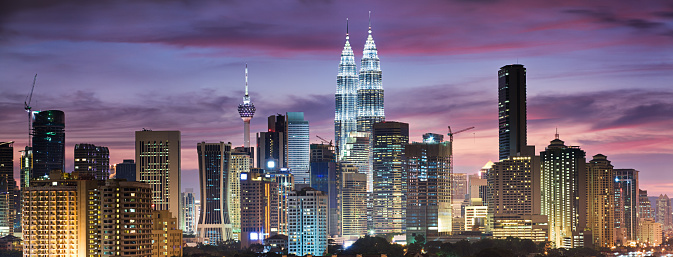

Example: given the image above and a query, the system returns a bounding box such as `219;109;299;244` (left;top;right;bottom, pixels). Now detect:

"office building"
182;188;197;235
637;218;662;246
309;143;339;237
230;150;250;240
341;131;372;191
491;215;549;242
586;154;614;248
20;146;32;190
288;187;328;256
405;135;452;243
341;170;367;243
614;182;628;245
655;194;672;231
639;190;653;220
452;173;468;218
464;206;488;231
238;65;256;149
265;168;294;235
136;130;182;229
74;143;110;180
115;159;136;181
335;22;359;161
32;110;65;179
257;114;286;171
0;142;14;237
615;169;639;241
286;112;310;185
372;121;408;235
197;142;232;243
152;210;183;257
498;65;527;161
540;135;587;248
240;170;279;247
357;18;384;134
22;173;154;256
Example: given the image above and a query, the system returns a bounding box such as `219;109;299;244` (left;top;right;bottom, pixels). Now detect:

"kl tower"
238;64;256;148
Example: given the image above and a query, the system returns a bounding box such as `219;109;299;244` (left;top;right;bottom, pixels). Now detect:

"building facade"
136;130;182;229
182;188;197;235
74;143;110;180
341;170;367;243
115;159;136;181
615;169;639;242
356;20;384;134
586;154;614;248
229;150;250;240
335;24;359;161
405;136;452;243
288;187;328;256
655;194;672;231
309;143;339;237
32;110;65;179
540;136;587;248
0;142;14;237
257;114;286;171
240;170;279;248
152;210;183;257
372;122;409;235
286;112;310;186
637;218;662;246
197;142;232;243
498;65;527;161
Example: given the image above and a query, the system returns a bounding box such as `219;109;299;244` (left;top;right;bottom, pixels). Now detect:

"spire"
245;64;249;97
555;127;559;140
346;18;349;36
368;11;372;34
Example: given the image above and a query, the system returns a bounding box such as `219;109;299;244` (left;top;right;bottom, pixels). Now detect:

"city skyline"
1;1;672;197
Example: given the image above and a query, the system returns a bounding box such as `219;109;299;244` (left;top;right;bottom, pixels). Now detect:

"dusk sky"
1;0;672;198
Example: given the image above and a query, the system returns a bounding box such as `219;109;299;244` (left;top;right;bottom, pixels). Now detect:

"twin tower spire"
335;12;384;160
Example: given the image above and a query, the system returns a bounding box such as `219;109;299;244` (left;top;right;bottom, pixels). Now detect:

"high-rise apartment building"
614;182;628;245
655;194;672;231
151;210;183;257
639;190;653;220
257;114;286;171
265;168;294;235
286;112;310;186
240;170;279;247
114;159;136;181
498;65;527;161
586;154;614;248
341;169;367;243
614;169;639;241
540;135;587;248
356;18;384;134
0;142;14;237
238;65;256;149
136;130;181;229
32;110;65;178
452;173;468;218
335;22;359;161
288;187;328;256
372;121;408;235
637;218;662;246
230;150;250;240
197;142;232;243
74;143;110;180
22;173;154;256
405;135;452;243
182;188;197;235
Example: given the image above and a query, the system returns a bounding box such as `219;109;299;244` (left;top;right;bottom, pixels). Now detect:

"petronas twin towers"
335;16;384;161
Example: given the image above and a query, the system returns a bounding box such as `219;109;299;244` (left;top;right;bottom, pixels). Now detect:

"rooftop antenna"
347;18;349;36
245;64;249;98
24;74;37;146
555;127;559;140
368;11;372;31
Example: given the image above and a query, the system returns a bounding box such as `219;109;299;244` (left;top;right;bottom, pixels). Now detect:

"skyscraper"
197;142;232;243
32;110;65;178
540;135;587;248
265;168;294;236
335;19;359;161
340;168;367;243
309;143;339;237
639;190;653;220
586;154;615;248
74;143;110;180
136;130;181;228
286;112;310;186
0;142;14;236
182;188;197;235
405;134;452;243
238;65;256;149
230;148;250;240
288;187;328;256
614;169;639;241
655;194;672;231
498;65;527;161
257;114;286;171
240;170;279;248
114;159;136;181
357;14;384;134
341;131;372;191
20;146;32;189
372;121;408;235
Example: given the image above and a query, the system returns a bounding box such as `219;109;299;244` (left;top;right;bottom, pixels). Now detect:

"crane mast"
24;74;37;146
447;125;475;176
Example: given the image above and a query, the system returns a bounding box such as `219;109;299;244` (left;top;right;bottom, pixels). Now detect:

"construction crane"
24;74;37;146
315;135;332;146
447;125;475;175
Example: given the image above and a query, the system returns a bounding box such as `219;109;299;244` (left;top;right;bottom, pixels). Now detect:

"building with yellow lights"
151;210;182;257
240;169;278;248
586;154;614;248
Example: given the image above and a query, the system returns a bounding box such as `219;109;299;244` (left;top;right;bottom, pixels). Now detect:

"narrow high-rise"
540;135;587;248
586;154;615;248
32;110;65;178
288;187;328;256
357;15;384;134
257;114;286;170
656;194;672;231
335;19;359;161
614;169;639;241
498;65;527;160
0;142;14;237
182;188;197;235
372;121;408;235
74;143;110;180
136;130;181;229
286;112;310;186
197;142;232;243
238;65;256;149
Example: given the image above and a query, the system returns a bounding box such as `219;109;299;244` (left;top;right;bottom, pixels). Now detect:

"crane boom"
24;74;37;111
315;135;333;146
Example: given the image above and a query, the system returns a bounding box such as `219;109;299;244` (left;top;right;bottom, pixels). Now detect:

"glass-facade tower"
197;142;232;243
286;112;310;185
357;21;384;134
498;65;526;161
372;121;408;235
32;110;65;179
335;24;359;161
